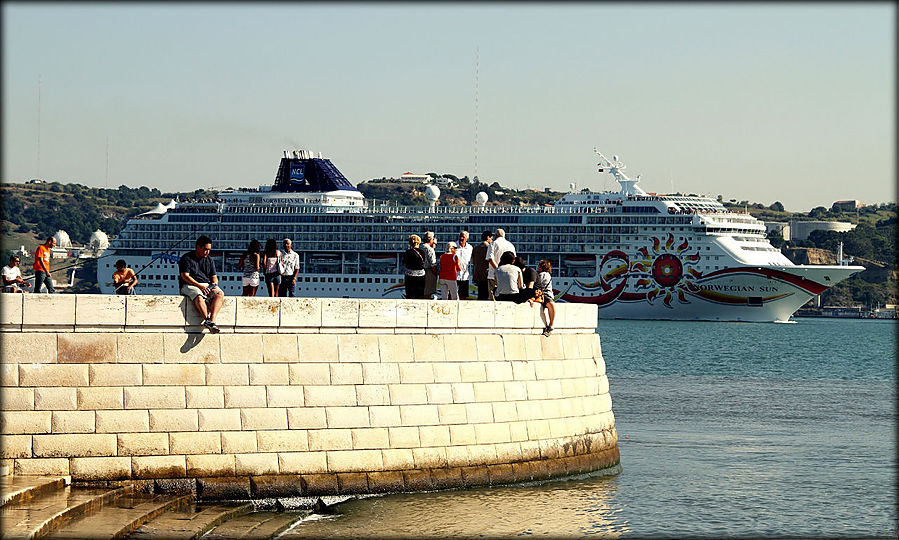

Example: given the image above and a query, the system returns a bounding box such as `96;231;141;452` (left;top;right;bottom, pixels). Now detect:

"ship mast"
594;147;646;196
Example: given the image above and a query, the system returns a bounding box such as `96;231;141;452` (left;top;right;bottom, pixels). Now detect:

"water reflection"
282;474;628;538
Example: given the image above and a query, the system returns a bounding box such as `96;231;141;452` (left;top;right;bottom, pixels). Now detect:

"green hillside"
1;181;216;256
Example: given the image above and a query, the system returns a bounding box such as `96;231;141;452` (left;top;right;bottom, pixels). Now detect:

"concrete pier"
0;294;619;498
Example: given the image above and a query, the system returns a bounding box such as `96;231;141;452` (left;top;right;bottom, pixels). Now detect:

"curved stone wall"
0;294;618;498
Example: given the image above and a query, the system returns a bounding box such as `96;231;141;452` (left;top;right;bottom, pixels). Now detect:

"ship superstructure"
98;149;863;322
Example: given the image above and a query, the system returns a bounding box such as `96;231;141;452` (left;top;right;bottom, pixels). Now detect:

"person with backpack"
402;234;426;299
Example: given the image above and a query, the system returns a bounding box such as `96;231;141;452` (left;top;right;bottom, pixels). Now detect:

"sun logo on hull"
629;233;701;307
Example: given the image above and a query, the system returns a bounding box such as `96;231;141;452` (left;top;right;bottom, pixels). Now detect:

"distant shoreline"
793;308;896;320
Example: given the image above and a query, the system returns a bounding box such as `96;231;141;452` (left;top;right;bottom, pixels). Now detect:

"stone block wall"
0;294;618;497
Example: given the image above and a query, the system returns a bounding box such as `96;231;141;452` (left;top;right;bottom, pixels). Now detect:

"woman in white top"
238;239;261;297
536;259;556;335
494;251;522;302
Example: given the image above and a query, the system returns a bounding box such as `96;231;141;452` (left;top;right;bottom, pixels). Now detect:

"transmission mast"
37;75;42;178
473;46;479;183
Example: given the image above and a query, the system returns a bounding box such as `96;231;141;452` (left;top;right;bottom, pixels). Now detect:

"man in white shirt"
2;255;31;293
278;238;301;297
487;228;516;299
454;230;473;300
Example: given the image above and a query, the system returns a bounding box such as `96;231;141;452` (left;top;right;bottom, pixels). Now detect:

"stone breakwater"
0;294;619;498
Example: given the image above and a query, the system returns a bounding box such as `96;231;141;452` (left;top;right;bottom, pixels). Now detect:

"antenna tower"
474;46;479;183
37;75;42;178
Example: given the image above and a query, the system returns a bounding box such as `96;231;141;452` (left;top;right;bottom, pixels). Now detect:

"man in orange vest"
32;236;56;293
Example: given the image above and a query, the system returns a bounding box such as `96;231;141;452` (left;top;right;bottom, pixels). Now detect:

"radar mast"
594;147;646;196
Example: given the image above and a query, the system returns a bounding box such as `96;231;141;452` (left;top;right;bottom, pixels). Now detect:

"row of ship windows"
137;215;699;230
168;213;696;223
117;231;727;247
124;225;699;236
131;274;405;285
128;224;686;234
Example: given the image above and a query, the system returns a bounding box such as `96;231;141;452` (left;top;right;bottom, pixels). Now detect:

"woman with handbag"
402;235;426;299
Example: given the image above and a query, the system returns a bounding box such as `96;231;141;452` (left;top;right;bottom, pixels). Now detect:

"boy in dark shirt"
179;235;224;333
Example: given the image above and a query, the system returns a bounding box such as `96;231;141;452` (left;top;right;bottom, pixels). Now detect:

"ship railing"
214;202;620;216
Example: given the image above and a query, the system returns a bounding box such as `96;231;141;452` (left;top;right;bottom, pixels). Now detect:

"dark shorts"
264;273;282;285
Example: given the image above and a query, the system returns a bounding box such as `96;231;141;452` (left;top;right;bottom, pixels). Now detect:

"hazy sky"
3;3;894;211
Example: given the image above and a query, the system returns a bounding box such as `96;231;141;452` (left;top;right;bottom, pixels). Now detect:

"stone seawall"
0;294;618;498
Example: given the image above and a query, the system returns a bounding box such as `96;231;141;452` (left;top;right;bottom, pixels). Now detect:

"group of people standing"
403;230;476;301
237;238;300;297
403;228;556;335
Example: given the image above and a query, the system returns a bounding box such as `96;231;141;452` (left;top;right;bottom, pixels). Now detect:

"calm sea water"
281;318;896;538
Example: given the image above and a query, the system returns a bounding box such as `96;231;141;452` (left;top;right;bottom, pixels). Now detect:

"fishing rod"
18;212;222;293
109;213;222;293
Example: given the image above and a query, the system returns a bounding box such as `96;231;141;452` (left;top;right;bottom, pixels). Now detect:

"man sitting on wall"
2;255;31;293
179;235;225;333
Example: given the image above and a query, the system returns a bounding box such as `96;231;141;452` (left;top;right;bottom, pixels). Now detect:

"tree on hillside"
809;206;828;218
805;223;893;263
767;230;784;249
769;201;785;212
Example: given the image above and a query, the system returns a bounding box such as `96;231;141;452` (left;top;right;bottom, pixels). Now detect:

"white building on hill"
399;172;431;183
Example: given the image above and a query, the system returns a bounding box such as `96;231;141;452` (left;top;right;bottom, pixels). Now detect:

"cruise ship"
97;149;864;322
